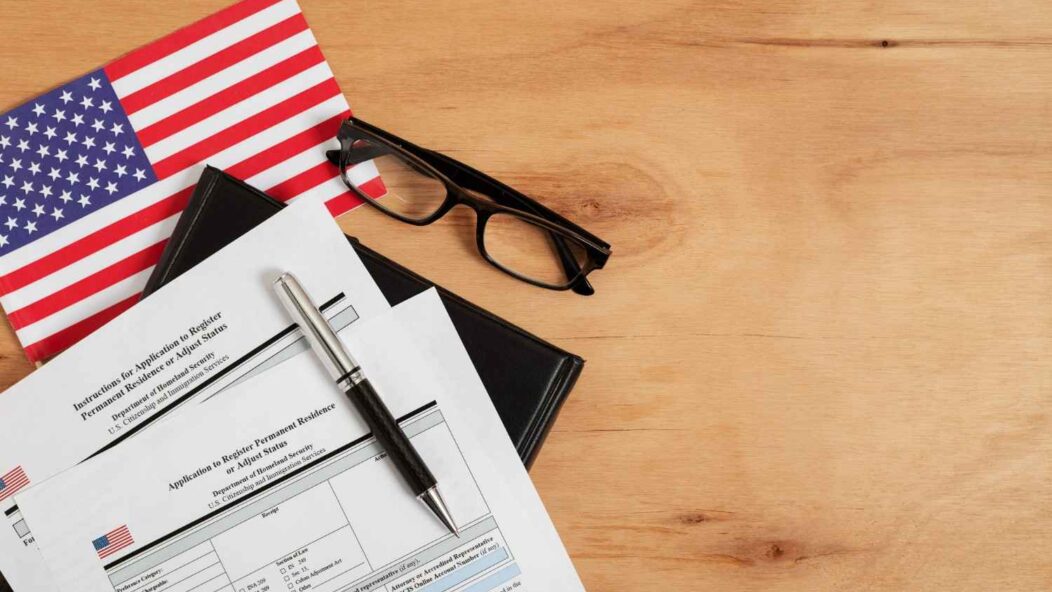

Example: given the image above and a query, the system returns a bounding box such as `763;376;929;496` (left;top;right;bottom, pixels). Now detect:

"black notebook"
142;166;583;468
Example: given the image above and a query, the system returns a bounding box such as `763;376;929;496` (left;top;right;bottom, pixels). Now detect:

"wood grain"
2;0;1052;589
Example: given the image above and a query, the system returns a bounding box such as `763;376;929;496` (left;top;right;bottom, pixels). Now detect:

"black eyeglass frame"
326;117;611;294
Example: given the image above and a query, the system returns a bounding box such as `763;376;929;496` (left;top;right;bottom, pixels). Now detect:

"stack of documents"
0;201;585;592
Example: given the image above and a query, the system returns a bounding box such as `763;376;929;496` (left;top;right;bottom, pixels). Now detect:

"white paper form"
17;290;585;592
0;199;389;592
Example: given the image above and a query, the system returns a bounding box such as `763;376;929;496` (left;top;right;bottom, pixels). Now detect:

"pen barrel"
343;378;437;494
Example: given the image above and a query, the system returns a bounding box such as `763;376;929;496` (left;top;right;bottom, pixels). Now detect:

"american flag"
0;0;383;362
0;466;29;503
92;525;134;560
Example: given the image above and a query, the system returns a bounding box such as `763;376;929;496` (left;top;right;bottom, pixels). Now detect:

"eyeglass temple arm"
550;235;594;294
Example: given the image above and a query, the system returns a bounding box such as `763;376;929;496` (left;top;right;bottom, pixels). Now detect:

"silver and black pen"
273;272;459;537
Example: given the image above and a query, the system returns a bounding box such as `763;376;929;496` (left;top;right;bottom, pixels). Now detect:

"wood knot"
679;512;710;525
878;39;897;48
755;540;808;563
580;199;602;216
735;540;800;564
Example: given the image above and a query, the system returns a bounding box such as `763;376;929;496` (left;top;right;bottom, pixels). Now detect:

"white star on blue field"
0;70;155;252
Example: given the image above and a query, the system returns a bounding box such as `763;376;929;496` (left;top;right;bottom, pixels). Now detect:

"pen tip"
420;486;459;537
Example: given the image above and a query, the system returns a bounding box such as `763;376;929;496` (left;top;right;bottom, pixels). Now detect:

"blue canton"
92;535;110;551
0;70;156;254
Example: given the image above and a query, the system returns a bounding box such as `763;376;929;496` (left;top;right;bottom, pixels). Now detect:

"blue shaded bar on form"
419;548;509;592
462;563;523;592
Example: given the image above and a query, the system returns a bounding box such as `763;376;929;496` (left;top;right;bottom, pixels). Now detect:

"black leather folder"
141;166;583;468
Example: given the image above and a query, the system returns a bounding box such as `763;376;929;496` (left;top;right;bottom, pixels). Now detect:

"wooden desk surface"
3;1;1051;589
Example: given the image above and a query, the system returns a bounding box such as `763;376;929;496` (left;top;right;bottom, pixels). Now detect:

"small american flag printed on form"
93;525;134;560
0;466;29;503
0;0;384;362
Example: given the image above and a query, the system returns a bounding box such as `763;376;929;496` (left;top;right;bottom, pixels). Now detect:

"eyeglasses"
326;118;611;295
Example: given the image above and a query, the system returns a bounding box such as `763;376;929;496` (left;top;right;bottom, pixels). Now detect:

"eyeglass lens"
484;212;590;287
343;138;447;222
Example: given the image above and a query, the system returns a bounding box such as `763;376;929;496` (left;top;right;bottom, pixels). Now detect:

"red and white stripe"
97;525;134;559
0;0;383;362
0;466;29;503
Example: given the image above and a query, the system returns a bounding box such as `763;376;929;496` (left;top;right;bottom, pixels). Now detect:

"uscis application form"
0;200;390;592
17;290;586;592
